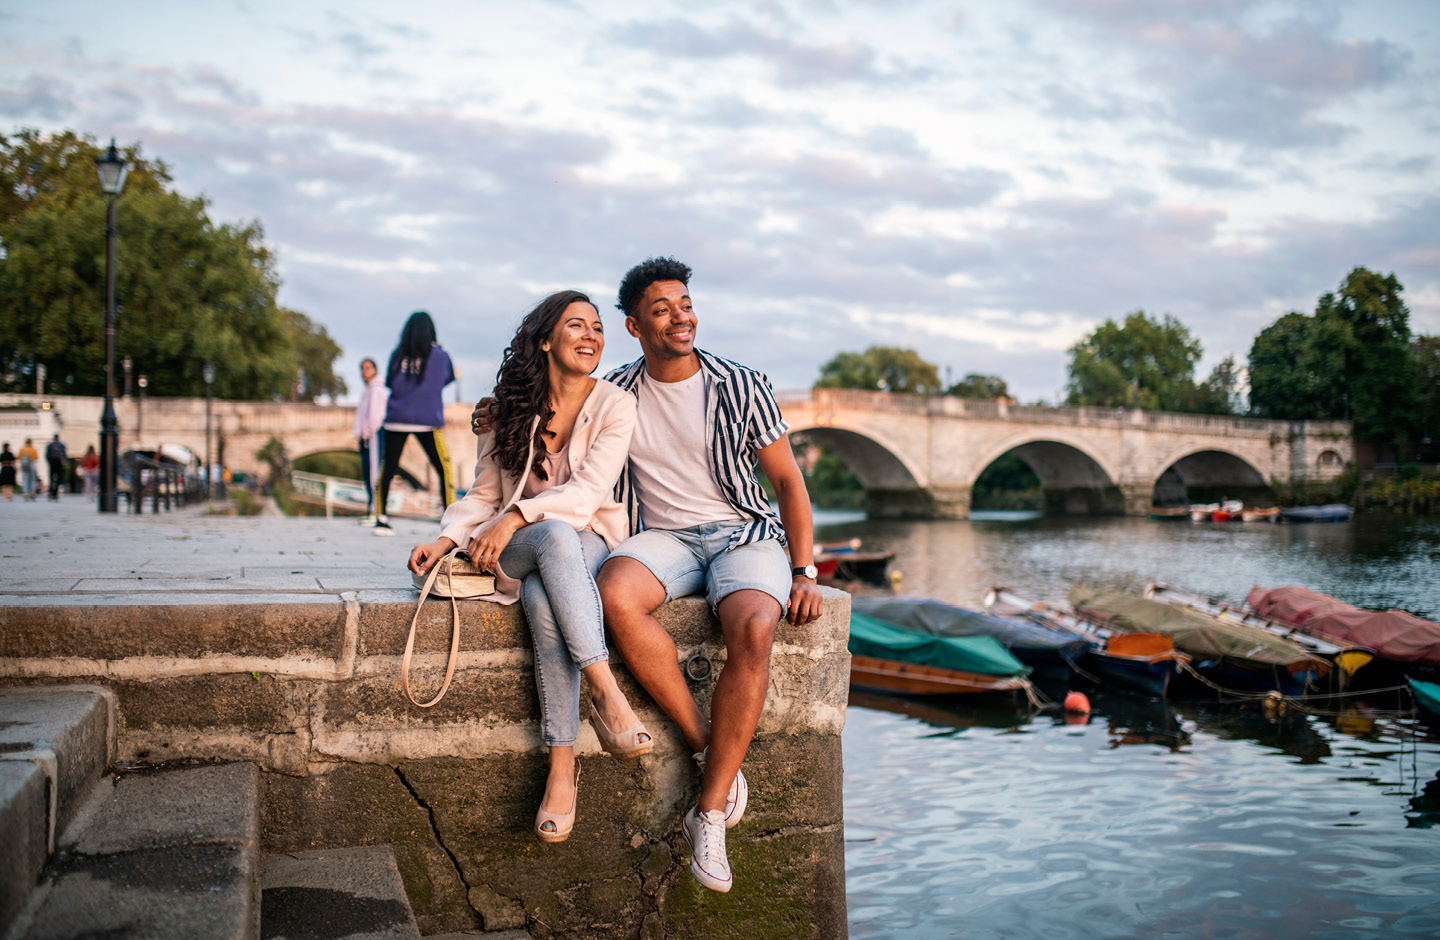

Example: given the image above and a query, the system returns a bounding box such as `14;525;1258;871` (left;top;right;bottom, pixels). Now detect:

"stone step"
0;684;115;934
260;845;421;940
17;761;262;940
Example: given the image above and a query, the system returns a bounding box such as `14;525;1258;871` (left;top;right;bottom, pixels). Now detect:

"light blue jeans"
498;520;610;747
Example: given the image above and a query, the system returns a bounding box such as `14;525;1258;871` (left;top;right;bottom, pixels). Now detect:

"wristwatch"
791;564;818;580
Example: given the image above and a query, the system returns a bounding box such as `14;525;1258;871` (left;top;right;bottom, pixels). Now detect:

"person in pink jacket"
407;289;651;844
352;358;389;524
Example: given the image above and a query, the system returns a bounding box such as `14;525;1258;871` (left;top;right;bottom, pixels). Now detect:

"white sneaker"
682;806;732;893
694;748;748;829
372;521;394;536
358;515;378;527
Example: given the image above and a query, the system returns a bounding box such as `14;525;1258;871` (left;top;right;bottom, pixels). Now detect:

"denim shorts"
607;521;791;612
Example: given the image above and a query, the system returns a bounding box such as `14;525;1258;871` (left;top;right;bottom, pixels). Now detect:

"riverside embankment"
0;498;851;938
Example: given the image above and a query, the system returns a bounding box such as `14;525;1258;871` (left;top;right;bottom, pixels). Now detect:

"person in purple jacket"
374;311;455;535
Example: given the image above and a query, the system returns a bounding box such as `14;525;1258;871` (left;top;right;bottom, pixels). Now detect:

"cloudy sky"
3;0;1437;403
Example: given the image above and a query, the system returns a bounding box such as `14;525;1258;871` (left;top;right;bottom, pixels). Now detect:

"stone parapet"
0;588;852;938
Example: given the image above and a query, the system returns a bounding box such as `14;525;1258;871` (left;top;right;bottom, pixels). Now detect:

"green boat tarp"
1069;586;1325;669
849;612;1030;677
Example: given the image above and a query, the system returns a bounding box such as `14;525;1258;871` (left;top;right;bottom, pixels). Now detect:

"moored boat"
1149;506;1189;520
1241;507;1280;522
1188;503;1217;522
848;612;1032;696
1144;583;1374;686
853;595;1092;682
1070;585;1332;695
1412;679;1440;715
1247;585;1440;674
984;587;1190;697
816;539;896;586
1281;504;1353;523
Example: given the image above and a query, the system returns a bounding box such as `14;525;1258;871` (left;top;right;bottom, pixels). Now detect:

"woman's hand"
468;509;525;572
470;397;496;436
408;537;458;576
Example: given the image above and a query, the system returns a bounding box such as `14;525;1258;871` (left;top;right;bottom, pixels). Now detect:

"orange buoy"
1063;691;1091;714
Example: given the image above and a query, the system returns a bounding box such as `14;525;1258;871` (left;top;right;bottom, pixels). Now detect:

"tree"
1191;356;1243;415
0;129;342;401
1411;335;1439;444
947;373;1009;400
814;346;942;395
1247;268;1418;442
1065;311;1205;410
1248;312;1322;419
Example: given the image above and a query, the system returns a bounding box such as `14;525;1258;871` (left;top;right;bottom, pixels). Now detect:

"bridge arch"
786;422;936;517
971;436;1125;516
1151;446;1274;507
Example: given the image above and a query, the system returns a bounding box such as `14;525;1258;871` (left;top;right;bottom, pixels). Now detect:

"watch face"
795;564;818;579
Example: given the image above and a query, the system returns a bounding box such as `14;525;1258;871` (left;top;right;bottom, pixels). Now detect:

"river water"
818;512;1440;939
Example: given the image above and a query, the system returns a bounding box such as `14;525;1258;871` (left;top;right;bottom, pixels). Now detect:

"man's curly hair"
616;257;692;317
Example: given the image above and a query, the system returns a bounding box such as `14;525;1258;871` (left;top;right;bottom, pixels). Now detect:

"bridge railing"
782;388;1350;436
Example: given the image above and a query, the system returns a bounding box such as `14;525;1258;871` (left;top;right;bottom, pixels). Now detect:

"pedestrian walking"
79;445;100;495
18;438;38;500
45;435;67;499
0;443;16;500
374;311;455;535
352;357;389;525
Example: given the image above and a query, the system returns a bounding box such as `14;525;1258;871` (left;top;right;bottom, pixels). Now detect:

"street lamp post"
203;362;215;501
136;376;147;441
95;139;129;513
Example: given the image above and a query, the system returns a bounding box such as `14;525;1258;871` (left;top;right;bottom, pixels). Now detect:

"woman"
352;357;388;525
79;445;100;496
375;311;455;535
1;443;16;500
18;438;38;501
408;290;650;844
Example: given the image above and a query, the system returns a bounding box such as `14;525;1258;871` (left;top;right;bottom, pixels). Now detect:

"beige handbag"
401;548;495;708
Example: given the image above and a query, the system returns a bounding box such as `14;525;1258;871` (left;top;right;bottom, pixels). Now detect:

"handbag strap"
401;547;463;708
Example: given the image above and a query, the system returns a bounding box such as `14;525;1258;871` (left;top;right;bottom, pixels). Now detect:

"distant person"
408;289;650;844
44;435;66;500
79;445;100;495
374;311;455;535
0;443;16;500
17;438;38;500
353;357;389;525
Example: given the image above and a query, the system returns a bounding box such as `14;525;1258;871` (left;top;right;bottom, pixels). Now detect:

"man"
44;434;67;500
596;257;823;893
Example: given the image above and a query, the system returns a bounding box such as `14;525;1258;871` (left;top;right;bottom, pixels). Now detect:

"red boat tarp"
1247;585;1440;667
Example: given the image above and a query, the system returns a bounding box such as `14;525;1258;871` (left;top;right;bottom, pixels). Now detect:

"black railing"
119;455;209;513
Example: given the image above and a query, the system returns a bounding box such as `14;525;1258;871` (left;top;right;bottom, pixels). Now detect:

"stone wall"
0;589;852;938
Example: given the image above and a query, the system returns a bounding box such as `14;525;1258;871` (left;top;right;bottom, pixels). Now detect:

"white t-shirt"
629;369;742;530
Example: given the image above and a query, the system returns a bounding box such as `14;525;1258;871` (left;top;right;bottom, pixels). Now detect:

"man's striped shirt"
606;349;790;548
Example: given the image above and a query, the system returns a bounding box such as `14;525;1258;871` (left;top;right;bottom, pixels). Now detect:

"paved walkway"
0;494;433;596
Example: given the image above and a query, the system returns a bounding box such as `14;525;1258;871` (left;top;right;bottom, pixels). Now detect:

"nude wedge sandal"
588;697;654;758
535;765;580;844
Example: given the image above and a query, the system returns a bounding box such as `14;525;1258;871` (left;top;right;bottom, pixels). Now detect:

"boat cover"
849;613;1030;677
853;596;1093;658
1248;585;1440;666
1412;679;1440;715
1069;586;1325;669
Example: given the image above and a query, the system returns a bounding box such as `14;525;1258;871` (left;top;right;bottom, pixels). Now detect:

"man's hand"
409;536;458;576
470;397;496;436
787;577;824;625
468;509;525;573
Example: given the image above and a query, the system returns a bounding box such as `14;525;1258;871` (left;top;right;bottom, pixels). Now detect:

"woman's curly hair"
490;290;598;481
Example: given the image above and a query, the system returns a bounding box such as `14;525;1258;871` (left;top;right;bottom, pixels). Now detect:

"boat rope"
1174;661;1415;711
1020;678;1058;711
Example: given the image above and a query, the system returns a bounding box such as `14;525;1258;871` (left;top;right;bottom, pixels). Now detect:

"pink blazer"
438;378;636;604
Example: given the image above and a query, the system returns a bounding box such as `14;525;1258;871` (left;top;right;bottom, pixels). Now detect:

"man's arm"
756;436;823;625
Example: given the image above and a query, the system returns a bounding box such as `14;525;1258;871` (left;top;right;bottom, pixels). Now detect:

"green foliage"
971;452;1042;510
0;129;343;400
1064;311;1216;411
293;449;363;480
1413;335;1440;441
795;437;866;509
947;373;1009;399
814;346;942;395
1248;268;1418;442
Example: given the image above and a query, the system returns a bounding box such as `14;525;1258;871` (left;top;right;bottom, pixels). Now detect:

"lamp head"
94;139;128;196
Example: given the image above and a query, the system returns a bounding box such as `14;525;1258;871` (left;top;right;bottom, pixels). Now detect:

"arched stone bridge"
781;388;1352;518
13;389;1353;518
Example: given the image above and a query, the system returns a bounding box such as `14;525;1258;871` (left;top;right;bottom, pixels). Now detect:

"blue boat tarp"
849;612;1031;678
852;595;1093;658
